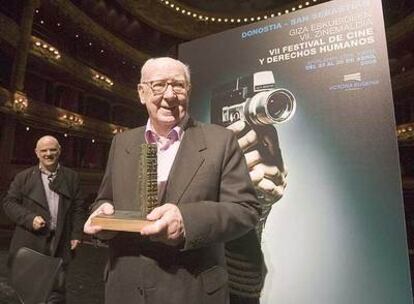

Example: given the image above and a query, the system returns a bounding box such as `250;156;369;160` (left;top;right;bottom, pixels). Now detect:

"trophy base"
91;210;152;232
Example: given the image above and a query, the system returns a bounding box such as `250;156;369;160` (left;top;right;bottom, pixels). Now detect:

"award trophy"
91;144;159;232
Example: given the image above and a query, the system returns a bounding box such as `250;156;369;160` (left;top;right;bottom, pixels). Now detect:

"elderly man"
84;57;261;304
3;135;85;304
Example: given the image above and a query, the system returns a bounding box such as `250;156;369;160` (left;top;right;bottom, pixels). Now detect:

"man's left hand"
140;203;185;246
70;239;81;250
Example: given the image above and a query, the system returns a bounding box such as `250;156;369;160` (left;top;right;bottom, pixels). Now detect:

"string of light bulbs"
158;0;319;24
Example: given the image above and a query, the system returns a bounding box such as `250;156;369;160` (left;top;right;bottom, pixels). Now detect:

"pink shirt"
145;119;185;197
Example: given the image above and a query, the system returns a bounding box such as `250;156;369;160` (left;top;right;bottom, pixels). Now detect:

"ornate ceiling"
1;0;413;105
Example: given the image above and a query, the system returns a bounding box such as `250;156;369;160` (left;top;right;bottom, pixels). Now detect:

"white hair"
140;57;191;84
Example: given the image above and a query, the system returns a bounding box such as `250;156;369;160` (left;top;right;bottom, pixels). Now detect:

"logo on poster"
329;72;379;91
343;72;361;81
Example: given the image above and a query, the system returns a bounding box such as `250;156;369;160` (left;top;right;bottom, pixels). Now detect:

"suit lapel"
124;128;145;209
165;119;206;204
50;168;71;223
25;167;48;209
125;128;145;156
50;168;70;198
52;170;67;253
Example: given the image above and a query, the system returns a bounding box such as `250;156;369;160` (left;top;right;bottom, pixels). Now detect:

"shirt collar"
39;163;60;177
144;116;186;145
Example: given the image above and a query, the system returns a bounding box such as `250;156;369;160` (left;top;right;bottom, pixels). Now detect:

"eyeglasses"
141;79;189;95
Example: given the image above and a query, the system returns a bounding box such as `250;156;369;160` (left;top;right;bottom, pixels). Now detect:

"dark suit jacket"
94;118;260;304
3;166;85;265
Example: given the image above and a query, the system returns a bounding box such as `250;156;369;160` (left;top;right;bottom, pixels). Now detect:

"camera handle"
251;124;285;173
249;124;285;238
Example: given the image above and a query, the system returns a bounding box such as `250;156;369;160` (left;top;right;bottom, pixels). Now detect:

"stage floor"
0;229;106;304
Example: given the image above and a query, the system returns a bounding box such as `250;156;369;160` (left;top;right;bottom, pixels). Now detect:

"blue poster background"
179;0;412;303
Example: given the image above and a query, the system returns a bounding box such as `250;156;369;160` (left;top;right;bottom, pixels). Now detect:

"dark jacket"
93;118;260;304
3;166;85;264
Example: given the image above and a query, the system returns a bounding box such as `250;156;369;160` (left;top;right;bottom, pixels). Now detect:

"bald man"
3;135;85;304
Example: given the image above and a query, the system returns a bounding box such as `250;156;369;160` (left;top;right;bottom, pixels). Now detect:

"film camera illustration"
211;71;296;225
210;70;296;128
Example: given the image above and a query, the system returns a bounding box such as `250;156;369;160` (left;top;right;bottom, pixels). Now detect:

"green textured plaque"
91;144;159;232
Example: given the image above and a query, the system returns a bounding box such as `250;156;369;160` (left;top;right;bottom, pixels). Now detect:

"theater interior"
0;0;413;301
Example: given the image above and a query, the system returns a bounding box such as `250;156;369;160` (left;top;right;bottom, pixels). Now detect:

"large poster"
179;0;412;303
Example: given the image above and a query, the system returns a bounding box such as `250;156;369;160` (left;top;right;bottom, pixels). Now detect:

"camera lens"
245;89;296;125
267;90;295;122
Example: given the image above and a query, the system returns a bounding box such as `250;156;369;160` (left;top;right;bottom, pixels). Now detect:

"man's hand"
140;203;185;246
70;239;81;250
83;202;114;235
227;120;287;202
32;216;46;230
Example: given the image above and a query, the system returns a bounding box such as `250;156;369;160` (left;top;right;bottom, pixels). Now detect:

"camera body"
210;71;296;127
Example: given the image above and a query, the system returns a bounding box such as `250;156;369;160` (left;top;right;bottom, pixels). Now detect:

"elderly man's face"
138;59;190;135
35;136;61;172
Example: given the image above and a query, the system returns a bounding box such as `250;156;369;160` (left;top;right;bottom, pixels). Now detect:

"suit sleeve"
3;174;37;231
179;131;261;250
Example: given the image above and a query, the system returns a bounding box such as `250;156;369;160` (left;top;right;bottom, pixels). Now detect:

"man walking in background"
3;135;85;304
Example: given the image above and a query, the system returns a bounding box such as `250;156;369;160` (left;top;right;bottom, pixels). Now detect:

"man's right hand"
32;216;46;230
227;120;287;202
83;202;114;235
